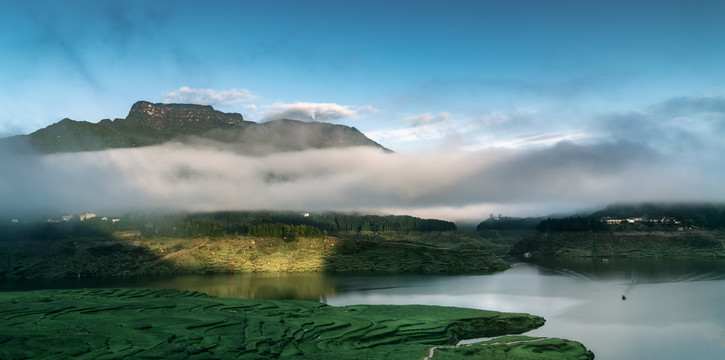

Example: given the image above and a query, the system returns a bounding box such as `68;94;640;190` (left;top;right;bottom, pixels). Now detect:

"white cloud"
357;105;380;115
365;114;478;150
463;132;597;151
163;87;257;107
404;112;450;127
366;126;449;144
262;102;376;122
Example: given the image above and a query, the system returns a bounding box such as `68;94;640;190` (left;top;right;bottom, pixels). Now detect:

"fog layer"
2;137;721;220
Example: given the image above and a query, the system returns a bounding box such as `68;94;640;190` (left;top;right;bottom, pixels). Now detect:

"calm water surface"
3;258;725;359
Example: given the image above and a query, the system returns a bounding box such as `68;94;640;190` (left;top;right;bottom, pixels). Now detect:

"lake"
3;258;725;359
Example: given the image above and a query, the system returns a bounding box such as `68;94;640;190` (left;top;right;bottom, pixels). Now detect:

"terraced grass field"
0;288;593;359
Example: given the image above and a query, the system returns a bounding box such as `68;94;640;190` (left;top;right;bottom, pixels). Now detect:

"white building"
80;212;97;221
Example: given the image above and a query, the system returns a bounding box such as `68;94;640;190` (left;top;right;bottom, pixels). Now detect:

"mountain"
0;101;390;154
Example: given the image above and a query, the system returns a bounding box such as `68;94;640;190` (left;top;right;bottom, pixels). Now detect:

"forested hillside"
0;211;457;243
117;211;457;239
592;203;725;229
0;211;507;279
525;203;725;233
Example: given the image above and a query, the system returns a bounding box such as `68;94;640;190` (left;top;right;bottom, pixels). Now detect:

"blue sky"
1;1;724;218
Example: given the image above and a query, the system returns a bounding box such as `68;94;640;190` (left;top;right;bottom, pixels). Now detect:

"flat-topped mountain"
1;101;390;154
126;101;244;131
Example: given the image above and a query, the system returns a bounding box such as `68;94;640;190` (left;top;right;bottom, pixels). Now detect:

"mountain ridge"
1;101;390;154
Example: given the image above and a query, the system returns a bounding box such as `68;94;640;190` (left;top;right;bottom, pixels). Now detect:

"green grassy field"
431;336;595;359
0;288;593;359
0;231;510;279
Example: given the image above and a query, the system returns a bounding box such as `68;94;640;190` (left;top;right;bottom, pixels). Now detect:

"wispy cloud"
463;132;596;151
262;102;376;122
366;111;531;151
163;87;257;107
596;94;725;155
366;126;450;144
366;112;470;146
371;94;725;154
404;112;451;127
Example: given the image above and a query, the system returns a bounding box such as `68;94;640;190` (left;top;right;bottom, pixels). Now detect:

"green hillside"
0;211;509;279
1;101;390;154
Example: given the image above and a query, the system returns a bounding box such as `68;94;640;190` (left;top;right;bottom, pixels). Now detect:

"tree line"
592;203;725;229
476;217;542;231
0;217;115;242
535;216;610;232
114;211;456;239
328;214;456;232
533;203;725;232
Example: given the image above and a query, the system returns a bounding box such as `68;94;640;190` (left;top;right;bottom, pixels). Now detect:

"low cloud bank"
262;102;376;122
1;137;722;220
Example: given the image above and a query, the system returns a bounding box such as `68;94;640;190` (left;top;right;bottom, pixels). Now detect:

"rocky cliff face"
126;101;244;131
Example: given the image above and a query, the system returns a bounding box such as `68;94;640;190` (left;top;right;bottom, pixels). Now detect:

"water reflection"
138;273;339;301
326;260;725;360
0;272;339;302
3;259;725;359
533;257;725;283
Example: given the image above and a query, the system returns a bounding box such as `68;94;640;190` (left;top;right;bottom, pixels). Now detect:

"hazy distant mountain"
0;101;390;154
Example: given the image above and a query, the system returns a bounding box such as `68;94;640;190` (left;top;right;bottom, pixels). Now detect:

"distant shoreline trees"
532;203;725;232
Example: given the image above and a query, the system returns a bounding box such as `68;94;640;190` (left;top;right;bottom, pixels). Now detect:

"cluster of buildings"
44;212;120;224
599;216;681;225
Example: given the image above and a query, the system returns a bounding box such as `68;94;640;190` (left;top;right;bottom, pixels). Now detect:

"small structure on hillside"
80;212;96;221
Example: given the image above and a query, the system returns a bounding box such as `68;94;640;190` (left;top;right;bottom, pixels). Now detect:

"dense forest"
122;212;456;238
592;203;725;229
0;217;115;242
476;216;542;231
0;211;457;242
535;216;610;232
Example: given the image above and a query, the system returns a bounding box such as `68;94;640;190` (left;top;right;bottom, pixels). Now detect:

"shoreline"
0;287;594;359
